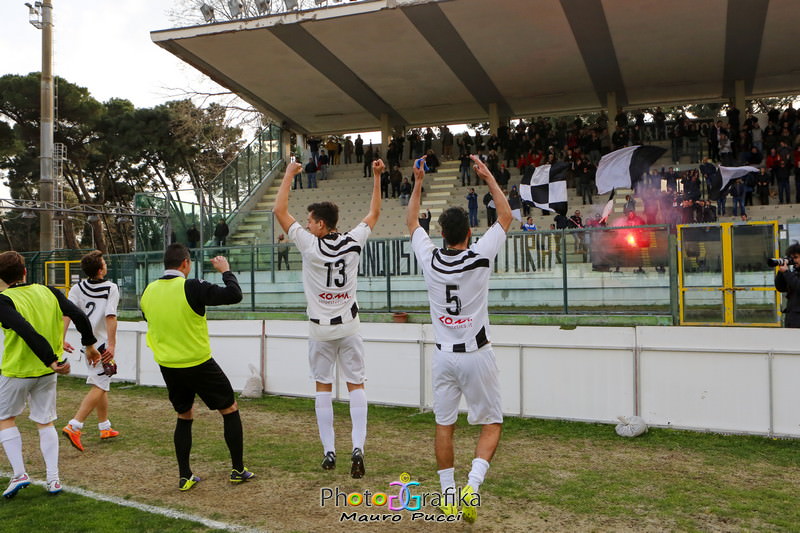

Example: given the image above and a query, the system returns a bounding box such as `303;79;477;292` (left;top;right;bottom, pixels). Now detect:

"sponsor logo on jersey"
437;315;473;329
319;292;350;302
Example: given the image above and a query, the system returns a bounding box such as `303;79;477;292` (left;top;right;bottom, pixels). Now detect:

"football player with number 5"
407;154;512;523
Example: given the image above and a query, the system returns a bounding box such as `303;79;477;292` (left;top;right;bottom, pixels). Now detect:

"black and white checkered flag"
596;145;667;194
519;162;570;216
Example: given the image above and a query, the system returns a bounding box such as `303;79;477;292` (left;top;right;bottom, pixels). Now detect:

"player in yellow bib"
140;244;254;491
0;251;99;498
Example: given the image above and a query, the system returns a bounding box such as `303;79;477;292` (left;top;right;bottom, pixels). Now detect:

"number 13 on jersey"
325;259;347;288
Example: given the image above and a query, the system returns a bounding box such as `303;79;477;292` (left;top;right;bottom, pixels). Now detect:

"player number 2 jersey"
288;221;370;325
411;224;506;352
67;278;119;347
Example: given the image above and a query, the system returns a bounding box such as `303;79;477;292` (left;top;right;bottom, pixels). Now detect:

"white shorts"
0;373;58;424
84;357;112;392
432;345;503;426
308;334;366;385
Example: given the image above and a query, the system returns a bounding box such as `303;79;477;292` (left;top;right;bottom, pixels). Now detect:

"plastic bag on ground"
615;415;648;437
240;364;263;399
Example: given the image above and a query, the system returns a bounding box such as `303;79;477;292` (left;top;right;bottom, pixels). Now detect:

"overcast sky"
0;1;442;145
1;1;211;108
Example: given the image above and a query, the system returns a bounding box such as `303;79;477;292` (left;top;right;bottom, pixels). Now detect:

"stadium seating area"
229;148;797;248
228;106;799;245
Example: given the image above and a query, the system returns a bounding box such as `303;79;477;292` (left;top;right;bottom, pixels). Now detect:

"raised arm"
406;156;426;234
273;161;303;233
472;155;512;231
362;158;385;229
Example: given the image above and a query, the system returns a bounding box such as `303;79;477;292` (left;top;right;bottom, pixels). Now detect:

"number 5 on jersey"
445;284;461;315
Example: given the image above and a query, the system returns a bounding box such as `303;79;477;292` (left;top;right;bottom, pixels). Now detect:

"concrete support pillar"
293;132;305;161
380;113;392;160
606;91;617;147
489;103;502;136
282;128;294;161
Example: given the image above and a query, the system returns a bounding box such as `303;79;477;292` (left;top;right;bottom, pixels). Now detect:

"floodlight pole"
36;0;55;252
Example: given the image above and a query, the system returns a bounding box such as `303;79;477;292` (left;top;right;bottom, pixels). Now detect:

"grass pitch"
2;376;799;532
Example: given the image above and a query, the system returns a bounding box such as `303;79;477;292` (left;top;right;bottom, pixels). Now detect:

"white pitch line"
1;472;266;533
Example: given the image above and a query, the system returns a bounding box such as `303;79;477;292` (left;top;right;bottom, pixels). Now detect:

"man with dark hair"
273;157;384;479
363;142;374;178
466;188;479;227
418;209;432;234
775;243;800;328
139;244;254;491
318;150;330;181
187;226;200;248
214;218;229;247
483;191;496;226
305;158;318;189
380;168;390;199
354;134;364;163
0;251;99;498
406;155;512;523
61;250;120;452
276;234;290;270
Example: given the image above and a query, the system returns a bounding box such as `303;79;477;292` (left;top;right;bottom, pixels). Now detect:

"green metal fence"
27;220;795;324
84;225;678;318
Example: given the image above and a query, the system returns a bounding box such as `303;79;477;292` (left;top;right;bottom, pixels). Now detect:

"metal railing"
30;221;794;325
132;124;283;252
94;225;678;318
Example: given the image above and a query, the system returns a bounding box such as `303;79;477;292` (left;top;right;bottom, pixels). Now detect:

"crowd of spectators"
296;103;800;228
430;103;800;227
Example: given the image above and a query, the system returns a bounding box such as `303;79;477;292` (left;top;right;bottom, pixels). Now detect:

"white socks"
437;467;455;493
349;388;367;452
467;458;490;492
315;392;335;454
0;427;25;477
38;426;60;483
316;388;368;454
437;459;490;494
0;425;61;483
69;419;112;431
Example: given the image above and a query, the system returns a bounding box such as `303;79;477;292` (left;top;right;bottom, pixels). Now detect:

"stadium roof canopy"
151;0;800;135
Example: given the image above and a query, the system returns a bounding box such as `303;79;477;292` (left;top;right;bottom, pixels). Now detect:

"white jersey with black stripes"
288;221;370;326
66;278;120;348
411;223;506;352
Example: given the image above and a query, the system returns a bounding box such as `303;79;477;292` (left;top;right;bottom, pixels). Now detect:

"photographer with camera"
774;243;800;328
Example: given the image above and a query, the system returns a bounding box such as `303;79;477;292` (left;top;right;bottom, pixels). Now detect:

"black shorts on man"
159;358;235;413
